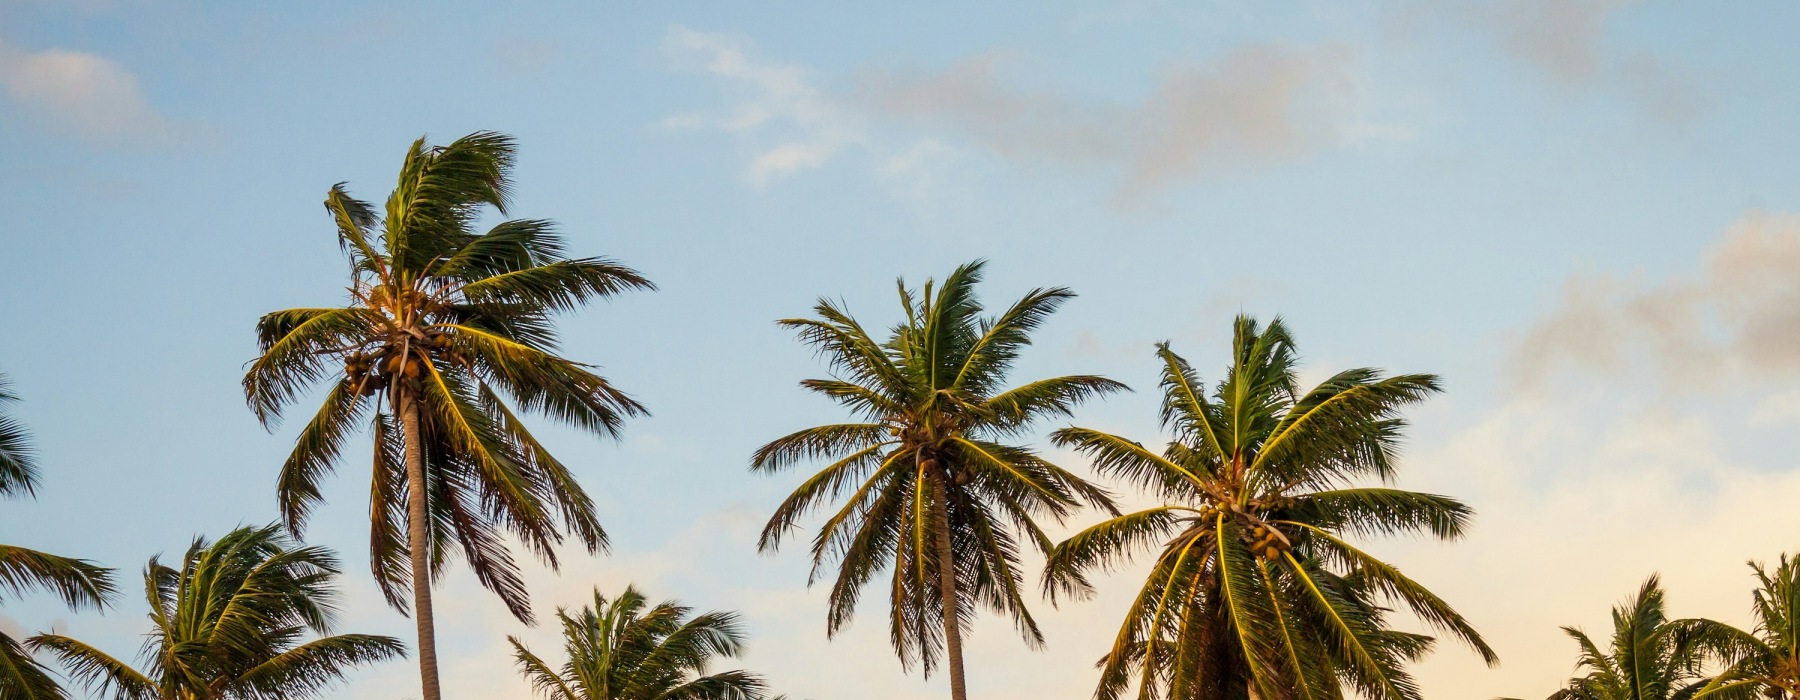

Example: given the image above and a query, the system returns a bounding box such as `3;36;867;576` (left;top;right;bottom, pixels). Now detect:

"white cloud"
662;26;864;185
0;36;176;143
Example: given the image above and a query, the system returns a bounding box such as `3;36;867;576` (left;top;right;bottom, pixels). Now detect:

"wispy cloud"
853;44;1360;200
661;26;864;185
491;35;562;77
1506;212;1800;395
0;35;179;144
1395;0;1701;126
663;27;1372;201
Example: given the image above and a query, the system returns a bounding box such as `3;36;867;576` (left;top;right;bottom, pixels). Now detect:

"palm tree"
1516;577;1716;700
1689;555;1800;698
753;260;1124;700
243;131;653;700
1043;316;1495;700
509;586;768;700
0;372;116;700
29;524;404;700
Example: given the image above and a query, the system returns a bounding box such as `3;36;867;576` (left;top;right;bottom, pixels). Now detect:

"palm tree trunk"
930;469;969;700
400;393;443;700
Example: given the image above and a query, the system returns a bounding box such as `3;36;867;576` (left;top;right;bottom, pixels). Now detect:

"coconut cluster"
342;330;453;397
1195;497;1298;562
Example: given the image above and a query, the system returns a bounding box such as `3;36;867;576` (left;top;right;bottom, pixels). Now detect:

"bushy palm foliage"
510;586;767;700
753;260;1124;699
0;374;37;498
1044;316;1495;700
1690;555;1800;698
0;372;116;700
243;132;651;699
29;525;403;700
1520;577;1718;700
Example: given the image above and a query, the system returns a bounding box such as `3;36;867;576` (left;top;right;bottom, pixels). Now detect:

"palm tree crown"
1522;576;1718;700
510;586;768;700
243;131;653;620
753;260;1124;699
0;371;117;700
29;524;404;700
1044;316;1495;700
1691;555;1800;698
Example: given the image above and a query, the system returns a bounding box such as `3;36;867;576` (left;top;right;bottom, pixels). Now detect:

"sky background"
3;1;1800;698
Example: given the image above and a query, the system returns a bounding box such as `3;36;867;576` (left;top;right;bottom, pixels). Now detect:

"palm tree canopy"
1689;555;1800;699
1512;576;1729;700
1044;315;1494;700
509;586;767;700
29;524;404;700
752;260;1125;676
241;131;653;622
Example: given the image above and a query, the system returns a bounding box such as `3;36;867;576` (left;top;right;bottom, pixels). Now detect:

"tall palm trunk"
930;468;969;700
400;392;442;700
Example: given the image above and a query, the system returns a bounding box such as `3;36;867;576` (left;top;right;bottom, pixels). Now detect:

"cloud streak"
853;44;1359;200
663;27;1368;200
1507;212;1800;394
1397;0;1701;126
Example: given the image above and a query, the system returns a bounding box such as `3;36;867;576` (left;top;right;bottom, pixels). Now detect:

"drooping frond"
25;635;156;700
233;634;408;698
244;307;374;427
1;631;68;700
277;380;370;536
1043;506;1196;602
0;545;116;610
0;373;39;499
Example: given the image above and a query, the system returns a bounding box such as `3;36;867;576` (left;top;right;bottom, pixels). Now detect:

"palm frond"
983;375;1129;434
459;255;655;313
233;634;407;699
1043;507;1197;602
750;424;891;473
25;635;156;700
0;373;39;499
244;307;373;426
0;631;67;700
1283;488;1473;541
0;545;115;610
277;380;370;536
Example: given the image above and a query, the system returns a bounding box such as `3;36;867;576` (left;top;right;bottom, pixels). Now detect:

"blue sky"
4;1;1800;698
